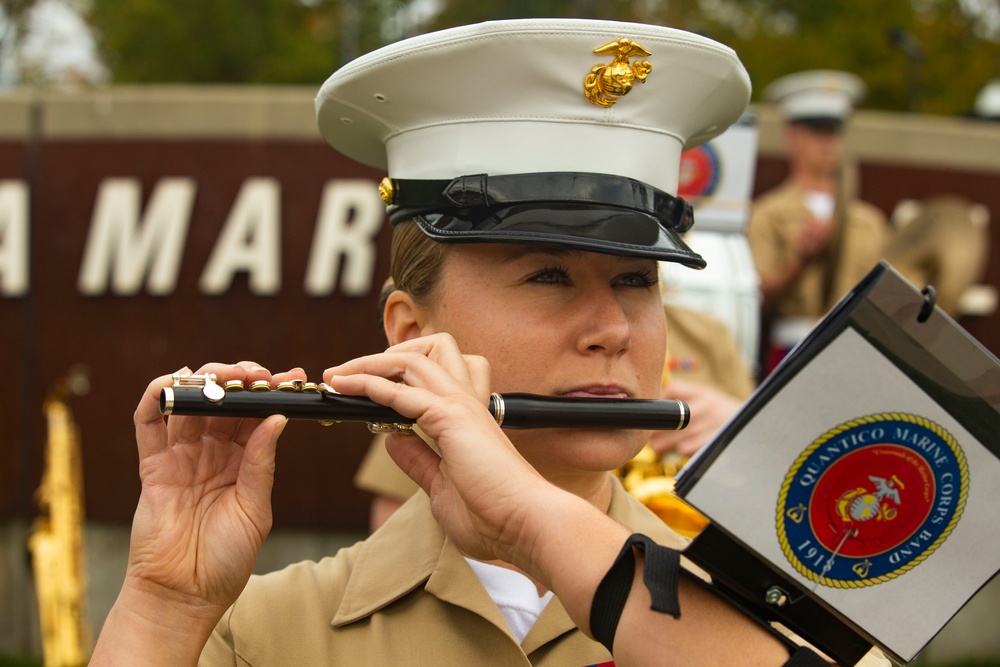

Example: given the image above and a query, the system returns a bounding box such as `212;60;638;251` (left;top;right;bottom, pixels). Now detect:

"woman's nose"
577;291;632;356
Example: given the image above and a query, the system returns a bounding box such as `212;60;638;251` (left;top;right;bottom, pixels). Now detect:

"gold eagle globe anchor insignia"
584;38;653;107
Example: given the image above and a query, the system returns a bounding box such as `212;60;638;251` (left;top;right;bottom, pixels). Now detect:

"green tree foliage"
694;0;1000;115
89;0;408;83
91;0;327;83
85;0;1000;115
425;0;1000;116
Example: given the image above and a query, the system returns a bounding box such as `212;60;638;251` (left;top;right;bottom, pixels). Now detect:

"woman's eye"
527;266;571;284
617;270;658;288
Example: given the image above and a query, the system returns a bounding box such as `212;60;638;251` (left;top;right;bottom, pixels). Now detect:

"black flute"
160;375;690;431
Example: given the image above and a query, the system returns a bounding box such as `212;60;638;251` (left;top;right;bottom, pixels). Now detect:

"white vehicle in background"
661;111;761;375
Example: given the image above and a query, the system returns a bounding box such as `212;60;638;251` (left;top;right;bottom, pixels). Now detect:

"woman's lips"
561;386;630;399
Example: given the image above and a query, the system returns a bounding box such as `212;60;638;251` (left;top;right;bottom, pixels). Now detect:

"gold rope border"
775;412;969;589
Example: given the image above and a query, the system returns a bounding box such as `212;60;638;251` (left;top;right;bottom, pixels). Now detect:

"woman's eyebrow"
498;247;578;264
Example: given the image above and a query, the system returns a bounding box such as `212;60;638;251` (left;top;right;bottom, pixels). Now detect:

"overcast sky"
1;0;106;87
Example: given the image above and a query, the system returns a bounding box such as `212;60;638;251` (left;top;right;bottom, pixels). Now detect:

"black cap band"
383;172;705;268
386;172;694;233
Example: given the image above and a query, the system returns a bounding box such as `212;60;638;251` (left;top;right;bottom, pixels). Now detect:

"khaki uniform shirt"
662;302;755;401
201;479;685;666
747;180;889;321
203;479;890;666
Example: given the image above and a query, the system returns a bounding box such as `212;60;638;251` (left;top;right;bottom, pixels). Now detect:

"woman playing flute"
91;19;887;667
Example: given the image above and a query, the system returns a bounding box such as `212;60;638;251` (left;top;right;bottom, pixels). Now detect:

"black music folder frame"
675;262;1000;666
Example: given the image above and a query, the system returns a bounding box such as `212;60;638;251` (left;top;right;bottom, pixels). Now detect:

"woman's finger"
229;367;308;445
234;413;288;534
384;432;441;496
462;354;492;404
326;333;472;388
134;371;181;460
169;362;271;445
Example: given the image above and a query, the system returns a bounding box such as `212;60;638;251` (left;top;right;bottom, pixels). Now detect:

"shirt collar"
332;476;689;629
331;491;444;626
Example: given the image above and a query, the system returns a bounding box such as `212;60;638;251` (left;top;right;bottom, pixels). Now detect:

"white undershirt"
466;558;554;643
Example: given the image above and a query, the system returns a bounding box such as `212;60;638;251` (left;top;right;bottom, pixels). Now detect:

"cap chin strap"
384;172;694;234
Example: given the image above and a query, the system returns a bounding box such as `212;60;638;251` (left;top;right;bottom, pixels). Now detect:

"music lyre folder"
675;261;1000;666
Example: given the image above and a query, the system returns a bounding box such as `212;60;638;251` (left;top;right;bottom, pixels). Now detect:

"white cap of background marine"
764;69;866;127
974;78;1000;119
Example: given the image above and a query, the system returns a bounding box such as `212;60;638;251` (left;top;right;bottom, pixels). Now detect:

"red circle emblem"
678;145;720;199
778;415;967;587
809;445;935;557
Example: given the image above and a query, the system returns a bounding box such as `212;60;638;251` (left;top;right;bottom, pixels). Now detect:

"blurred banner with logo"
662;111;761;372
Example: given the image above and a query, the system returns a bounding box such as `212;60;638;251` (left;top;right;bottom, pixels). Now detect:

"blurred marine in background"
747;70;890;375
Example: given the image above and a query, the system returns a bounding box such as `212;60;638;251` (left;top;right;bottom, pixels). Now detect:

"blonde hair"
377;221;449;341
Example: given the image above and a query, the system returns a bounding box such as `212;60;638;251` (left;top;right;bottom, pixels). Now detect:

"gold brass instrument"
617;445;708;538
28;369;92;667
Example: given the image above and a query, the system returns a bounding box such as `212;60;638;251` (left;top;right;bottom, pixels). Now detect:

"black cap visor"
385;173;706;269
411;205;705;268
790;117;844;134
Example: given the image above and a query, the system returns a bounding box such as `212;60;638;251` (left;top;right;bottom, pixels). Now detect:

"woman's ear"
384;290;429;346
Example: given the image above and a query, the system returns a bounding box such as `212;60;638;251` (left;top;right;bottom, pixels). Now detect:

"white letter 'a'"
0;180;29;297
78;178;196;295
304;180;384;297
199;178;281;295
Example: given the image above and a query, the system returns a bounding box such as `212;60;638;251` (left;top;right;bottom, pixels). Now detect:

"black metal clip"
918;285;937;323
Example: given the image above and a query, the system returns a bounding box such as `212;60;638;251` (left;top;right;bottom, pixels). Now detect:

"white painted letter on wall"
304;180;384;297
78;178;196;295
199;178;281;295
0;180;29;297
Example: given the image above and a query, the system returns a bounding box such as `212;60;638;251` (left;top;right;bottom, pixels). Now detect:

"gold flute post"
28;368;92;667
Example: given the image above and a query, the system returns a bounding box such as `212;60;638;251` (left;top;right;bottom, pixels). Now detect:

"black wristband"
784;646;831;666
589;533;681;654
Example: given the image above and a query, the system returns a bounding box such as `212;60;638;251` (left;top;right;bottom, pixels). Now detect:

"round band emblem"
777;413;968;588
678;143;720;200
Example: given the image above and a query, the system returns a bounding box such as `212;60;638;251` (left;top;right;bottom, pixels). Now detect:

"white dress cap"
764;69;866;125
315;19;750;267
316;19;750;196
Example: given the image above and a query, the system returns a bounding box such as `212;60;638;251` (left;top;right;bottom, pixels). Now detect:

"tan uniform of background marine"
883;195;990;317
747;71;891;372
747;179;889;320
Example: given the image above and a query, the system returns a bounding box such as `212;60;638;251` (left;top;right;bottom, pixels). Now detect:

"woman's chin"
511;428;648;474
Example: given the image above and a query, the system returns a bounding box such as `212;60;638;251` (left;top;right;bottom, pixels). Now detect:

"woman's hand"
325;336;793;667
92;362;301;666
796;214;835;261
324;334;553;568
649;379;742;457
